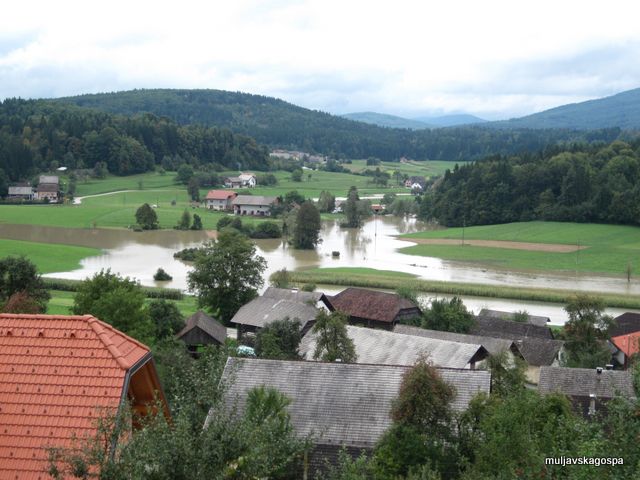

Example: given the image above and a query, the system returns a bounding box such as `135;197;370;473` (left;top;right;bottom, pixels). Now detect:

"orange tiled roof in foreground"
0;314;156;480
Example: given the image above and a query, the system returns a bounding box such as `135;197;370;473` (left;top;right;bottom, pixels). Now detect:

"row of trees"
421;139;640;226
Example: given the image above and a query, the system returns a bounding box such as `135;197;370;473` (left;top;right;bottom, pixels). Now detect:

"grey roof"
609;312;640;337
263;287;325;304
300;325;488;369
7;186;33;195
215;357;491;448
478;309;550;327
393;324;516;356
230;297;318;329
37;183;58;193
177;310;227;344
231;195;277;206
515;338;564;366
470;315;553;340
539;367;635;400
38;175;59;185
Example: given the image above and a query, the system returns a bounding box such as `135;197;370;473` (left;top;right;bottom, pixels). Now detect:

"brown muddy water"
1;217;638;324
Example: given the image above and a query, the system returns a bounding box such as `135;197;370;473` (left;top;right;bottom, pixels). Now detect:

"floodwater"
1;217;638;324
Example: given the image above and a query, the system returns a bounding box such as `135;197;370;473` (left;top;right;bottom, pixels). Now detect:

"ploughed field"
400;221;640;276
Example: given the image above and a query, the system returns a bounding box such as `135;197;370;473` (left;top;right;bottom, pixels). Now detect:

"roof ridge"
86;316;149;370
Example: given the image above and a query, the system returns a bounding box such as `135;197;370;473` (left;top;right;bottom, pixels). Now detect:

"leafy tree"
135;203;159;230
187;229;267;323
92;161;108;179
291;168;303;182
269;268;292;288
190;213;203;230
216;215;242;231
2;290;43;314
187;176;200;201
512;310;530;323
343;186;362;228
148;299;185;340
72;269;153;342
317;190;336;213
485;350;527;397
312;310;357;363
153;267;173;281
255;317;302;360
0;256;50;312
176;209;191;230
283;190;306;207
250;221;282;238
560;294;614;368
422;297;474;333
293;201;322;249
176;163;194;184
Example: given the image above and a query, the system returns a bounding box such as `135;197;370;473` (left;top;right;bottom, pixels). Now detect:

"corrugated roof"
205;190;236;200
538;367;635;400
231;195;278;206
300;325;487;369
177;310;227;344
7;186;33;195
393;324;516;356
610;312;640;337
478;309;550;327
327;288;421;323
38;176;59;185
216;357;491;448
230;297;319;330
470;315;553;340
0;314;150;480
263;287;324;304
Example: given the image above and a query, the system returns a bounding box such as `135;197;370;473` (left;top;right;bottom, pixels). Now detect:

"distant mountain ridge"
341;112;432;129
491;88;640;129
413;114;487;127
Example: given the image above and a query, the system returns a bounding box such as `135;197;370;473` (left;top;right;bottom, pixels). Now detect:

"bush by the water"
153;268;173;281
173;247;201;262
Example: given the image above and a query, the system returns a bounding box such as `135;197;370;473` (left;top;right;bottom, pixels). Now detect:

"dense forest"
0;98;270;182
424;139;640;227
55;89;623;161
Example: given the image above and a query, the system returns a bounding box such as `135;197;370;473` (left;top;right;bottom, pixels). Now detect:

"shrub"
153;268;173;281
249;221;282;239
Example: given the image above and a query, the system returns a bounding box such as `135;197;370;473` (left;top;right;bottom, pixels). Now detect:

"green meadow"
400;221;640;276
0;239;100;273
344;159;469;179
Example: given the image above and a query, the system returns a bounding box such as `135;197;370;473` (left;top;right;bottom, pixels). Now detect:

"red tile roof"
205;190;236;200
0;314;151;480
611;332;640;358
327;288;421;323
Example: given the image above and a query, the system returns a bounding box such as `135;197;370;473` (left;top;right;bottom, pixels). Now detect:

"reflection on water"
2;217;639;324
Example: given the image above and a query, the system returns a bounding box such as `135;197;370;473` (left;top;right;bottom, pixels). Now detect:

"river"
1;217;638;324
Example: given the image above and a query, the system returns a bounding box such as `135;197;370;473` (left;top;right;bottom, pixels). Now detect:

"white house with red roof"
204;190;237;210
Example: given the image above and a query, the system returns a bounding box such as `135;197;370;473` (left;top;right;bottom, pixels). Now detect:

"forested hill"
424;139;640;227
492;88;640;130
55;89;621;161
0;98;269;181
340;112;432;129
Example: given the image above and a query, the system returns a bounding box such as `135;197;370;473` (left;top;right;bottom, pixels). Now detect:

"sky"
1;0;640;120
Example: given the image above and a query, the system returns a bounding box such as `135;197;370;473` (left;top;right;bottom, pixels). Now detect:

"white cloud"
1;0;640;118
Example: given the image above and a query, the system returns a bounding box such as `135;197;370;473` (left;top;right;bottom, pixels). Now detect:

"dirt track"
404;238;588;253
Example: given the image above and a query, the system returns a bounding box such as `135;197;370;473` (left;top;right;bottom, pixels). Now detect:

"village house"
224;173;257;188
230;287;328;339
538;366;635;417
35;175;60;202
607;312;640;368
203;189;237;210
210;357;491;475
300;324;489;369
176;310;228;355
6;184;35;200
404;175;426;191
231;194;278;216
0;313;168;479
325;287;422;330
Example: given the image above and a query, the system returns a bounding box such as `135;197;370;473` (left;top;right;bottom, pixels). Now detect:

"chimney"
588;393;597;416
596;367;603;374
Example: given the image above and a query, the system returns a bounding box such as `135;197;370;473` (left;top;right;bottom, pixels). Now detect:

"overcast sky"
1;0;639;120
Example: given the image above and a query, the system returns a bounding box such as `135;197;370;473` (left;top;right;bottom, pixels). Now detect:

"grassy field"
400;221;640;276
0;239;100;273
344;159;469;178
299;267;417;278
289;268;640;309
46;289;199;316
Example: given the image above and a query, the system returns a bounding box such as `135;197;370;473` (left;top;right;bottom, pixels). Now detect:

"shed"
231;195;278;216
478;308;551;327
176;310;227;352
230;296;319;338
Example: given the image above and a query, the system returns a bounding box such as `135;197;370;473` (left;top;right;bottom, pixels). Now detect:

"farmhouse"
325;287;422;329
300;325;489;369
538;366;635;417
230;288;323;339
204;190;237;210
0;313;167;480
224;173;256;188
6;184;34;200
34;175;60;202
176;310;227;354
212;357;491;475
231;195;278;216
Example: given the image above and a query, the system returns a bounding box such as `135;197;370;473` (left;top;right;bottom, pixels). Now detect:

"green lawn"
0;239;100;273
299;267;417;278
345;159;468;179
400;221;640;276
